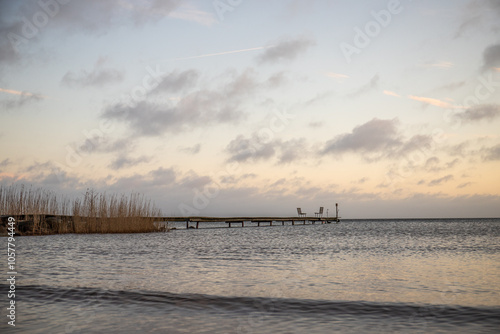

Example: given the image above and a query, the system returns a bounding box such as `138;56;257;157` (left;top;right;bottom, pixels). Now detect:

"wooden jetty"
160;216;340;229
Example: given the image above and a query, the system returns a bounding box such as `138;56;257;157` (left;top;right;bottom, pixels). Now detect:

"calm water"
1;218;500;333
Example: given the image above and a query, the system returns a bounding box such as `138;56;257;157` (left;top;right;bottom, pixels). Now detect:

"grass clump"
0;184;166;235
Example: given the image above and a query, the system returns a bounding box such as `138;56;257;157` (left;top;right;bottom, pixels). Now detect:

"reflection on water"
1;218;500;333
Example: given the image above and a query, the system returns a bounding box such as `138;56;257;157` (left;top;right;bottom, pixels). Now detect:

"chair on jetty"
297;208;306;217
315;207;324;218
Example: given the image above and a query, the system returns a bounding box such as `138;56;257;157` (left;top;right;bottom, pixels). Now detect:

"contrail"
0;88;44;98
162;45;274;61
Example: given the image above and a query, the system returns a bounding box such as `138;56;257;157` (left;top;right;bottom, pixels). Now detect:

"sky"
1;0;500;218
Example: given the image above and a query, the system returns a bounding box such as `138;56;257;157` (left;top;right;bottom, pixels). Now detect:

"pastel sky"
1;0;500;218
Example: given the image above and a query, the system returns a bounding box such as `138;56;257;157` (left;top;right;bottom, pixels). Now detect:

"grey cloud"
225;135;308;164
102;101;180;136
102;70;257;136
223;68;259;97
147;167;177;185
266;72;287;87
131;0;181;25
1;92;43;110
0;13;21;64
149;69;199;95
278;138;307;164
178;144;201;155
390;135;432;158
226;135;276;163
102;96;243;137
454;104;500;122
61;59;124;88
321;118;433;162
79;137;131;155
322;118;400;155
0;158;11;172
16;160;82;188
424;157;460;172
0;0;182;64
428;175;454;187
109;155;151;170
482;44;500;71
179;173;212;189
0;158;11;167
424;157;440;171
483;144;500;161
455;0;500;37
257;36;315;64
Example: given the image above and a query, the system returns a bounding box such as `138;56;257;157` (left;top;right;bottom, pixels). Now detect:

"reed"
0;184;166;234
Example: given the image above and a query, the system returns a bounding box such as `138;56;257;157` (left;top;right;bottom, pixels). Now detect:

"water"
1;218;500;333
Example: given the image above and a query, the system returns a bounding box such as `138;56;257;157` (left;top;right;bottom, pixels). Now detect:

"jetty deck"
159;216;340;229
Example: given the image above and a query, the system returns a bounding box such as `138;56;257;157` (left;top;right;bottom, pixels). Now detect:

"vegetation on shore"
0;184;167;235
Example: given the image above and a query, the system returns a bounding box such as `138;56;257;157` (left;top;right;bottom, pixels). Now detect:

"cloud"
482;43;500;72
0;87;43;97
102;69;259;136
78;137;131;155
383;90;401;98
226;134;276;163
257;36;315;64
0;158;11;172
130;0;182;25
168;3;216;26
347;74;379;97
455;0;500;37
321;118;400;155
408;95;461;109
61;57;124;88
0;0;210;64
482;144;500;161
225;135;308;165
266;72;288;87
0;90;43;110
109;155;151;170
453;104;500;122
320;118;433;162
428;175;454;186
103;94;241;136
149;69;199;95
277;138;308;164
178;144;201;155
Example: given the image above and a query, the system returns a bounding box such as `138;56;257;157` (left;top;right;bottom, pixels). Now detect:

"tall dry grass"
0;184;166;234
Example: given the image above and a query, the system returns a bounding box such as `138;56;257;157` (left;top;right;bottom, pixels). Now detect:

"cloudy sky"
1;0;500;218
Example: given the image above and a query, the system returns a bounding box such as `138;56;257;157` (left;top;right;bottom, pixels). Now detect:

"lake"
1;218;500;333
